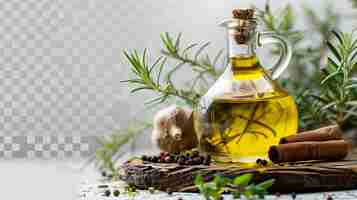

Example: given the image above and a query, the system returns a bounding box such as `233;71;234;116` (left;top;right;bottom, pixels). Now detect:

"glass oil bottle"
194;8;298;163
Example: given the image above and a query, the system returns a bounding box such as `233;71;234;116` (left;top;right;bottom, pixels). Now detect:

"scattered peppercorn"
166;188;173;195
256;158;262;165
103;190;111;197
275;192;281;197
140;150;210;166
153;156;160;163
141;155;148;161
326;194;333;200
193;157;202;165
101;171;107;177
148;187;155;194
113;190;120;197
97;184;109;188
261;159;268;166
291;192;297;199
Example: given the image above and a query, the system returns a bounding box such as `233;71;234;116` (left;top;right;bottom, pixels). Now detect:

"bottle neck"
227;29;261;79
227;26;256;56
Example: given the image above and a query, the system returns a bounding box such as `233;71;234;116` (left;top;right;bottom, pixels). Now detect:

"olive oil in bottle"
194;8;297;163
195;55;298;163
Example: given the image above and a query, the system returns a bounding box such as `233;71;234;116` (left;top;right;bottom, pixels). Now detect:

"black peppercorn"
261;159;268;166
141;155;148;161
113;190;120;197
199;156;205;163
166;188;173;195
101;171;107;177
193;157;202;165
103;190;111;197
291;192;297;199
256;158;262;165
326;194;333;200
152;156;159;163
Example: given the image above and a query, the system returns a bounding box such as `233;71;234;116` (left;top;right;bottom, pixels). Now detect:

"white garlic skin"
152;104;198;153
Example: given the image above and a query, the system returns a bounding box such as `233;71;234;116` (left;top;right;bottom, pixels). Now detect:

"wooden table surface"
120;156;357;193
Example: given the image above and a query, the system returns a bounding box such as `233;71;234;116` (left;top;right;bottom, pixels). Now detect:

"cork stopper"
232;8;255;20
231;8;255;44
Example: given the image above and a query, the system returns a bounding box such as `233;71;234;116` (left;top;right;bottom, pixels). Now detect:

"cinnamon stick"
279;125;343;144
269;140;350;163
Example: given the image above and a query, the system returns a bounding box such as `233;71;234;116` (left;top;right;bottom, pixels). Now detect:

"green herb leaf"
233;174;253;187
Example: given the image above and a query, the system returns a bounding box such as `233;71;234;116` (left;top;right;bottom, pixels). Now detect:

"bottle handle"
257;31;292;80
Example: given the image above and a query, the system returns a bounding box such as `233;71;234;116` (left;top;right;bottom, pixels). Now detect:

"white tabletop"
80;181;357;200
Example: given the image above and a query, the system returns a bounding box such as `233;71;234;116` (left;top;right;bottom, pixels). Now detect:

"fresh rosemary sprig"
303;30;357;128
160;32;223;80
194;173;274;200
122;32;226;107
95;121;151;176
122;49;199;106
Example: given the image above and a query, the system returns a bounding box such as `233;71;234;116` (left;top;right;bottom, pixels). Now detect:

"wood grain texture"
120;156;357;193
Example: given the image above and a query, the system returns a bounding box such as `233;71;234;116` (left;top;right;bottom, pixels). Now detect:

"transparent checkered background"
0;0;141;158
0;0;350;159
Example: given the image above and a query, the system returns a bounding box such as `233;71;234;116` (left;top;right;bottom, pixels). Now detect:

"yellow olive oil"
194;56;298;163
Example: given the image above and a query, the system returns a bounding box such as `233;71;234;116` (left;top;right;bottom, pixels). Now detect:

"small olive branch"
195;173;275;200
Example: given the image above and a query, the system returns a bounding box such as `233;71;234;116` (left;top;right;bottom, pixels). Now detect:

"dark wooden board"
119;154;357;193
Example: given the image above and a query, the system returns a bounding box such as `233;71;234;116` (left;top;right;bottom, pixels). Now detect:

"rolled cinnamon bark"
279;125;343;144
269;140;350;163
